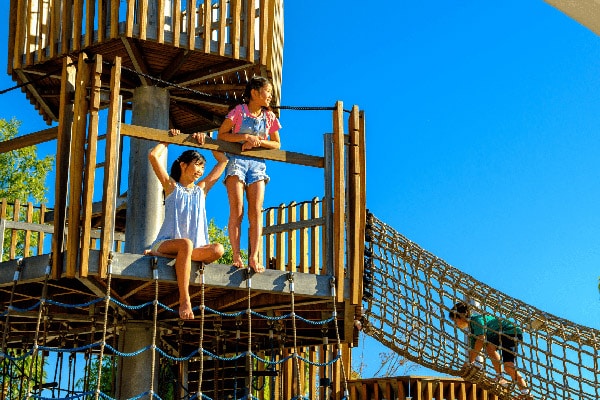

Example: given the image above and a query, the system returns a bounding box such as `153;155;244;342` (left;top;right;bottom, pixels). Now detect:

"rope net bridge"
361;212;599;400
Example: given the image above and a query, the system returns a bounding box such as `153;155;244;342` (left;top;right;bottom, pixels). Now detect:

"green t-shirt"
468;315;522;347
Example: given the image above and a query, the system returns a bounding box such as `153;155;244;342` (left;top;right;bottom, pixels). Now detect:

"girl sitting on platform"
217;76;282;273
147;130;228;320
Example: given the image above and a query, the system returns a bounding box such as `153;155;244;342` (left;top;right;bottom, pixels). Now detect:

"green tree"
0;118;54;204
208;219;247;264
0;117;54;261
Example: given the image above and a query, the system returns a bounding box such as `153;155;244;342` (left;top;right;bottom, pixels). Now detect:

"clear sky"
1;0;599;378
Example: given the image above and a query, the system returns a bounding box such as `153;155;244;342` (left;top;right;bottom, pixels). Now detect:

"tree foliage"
0;118;54;204
208;219;247;264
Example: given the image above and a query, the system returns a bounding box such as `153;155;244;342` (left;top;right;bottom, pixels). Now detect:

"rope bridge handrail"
362;212;599;400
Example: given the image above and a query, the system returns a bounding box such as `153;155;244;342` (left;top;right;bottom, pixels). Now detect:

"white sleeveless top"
152;183;209;248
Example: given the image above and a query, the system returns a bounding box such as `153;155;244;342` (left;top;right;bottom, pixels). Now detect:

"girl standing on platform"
147;131;228;320
217;76;282;273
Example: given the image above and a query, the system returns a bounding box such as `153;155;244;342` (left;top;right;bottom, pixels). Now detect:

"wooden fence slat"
79;55;103;277
37;204;46;255
245;0;255;62
73;0;83;51
286;201;297;272
13;0;26;70
172;0;181;46
310;198;320;275
217;0;227;56
332;101;345;302
99;56;122;278
275;203;285;270
23;202;33;257
203;0;211;53
7;0;17;74
110;0;119;38
138;0;148;40
299;202;309;273
97;0;106;42
25;0;34;66
264;207;275;269
231;0;241;59
85;0;95;47
187;0;197;50
259;0;268;65
157;0;165;43
125;0;134;36
9;200;21;260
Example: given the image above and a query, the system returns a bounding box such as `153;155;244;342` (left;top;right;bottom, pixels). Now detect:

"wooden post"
65;52;91;277
348;105;362;305
332;101;345;302
99;56;122;278
80;55;103;277
52;56;76;279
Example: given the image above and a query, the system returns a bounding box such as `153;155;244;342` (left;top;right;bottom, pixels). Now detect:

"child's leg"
191;243;225;264
504;361;528;391
154;238;194;320
485;343;504;376
225;176;246;268
246;180;266;273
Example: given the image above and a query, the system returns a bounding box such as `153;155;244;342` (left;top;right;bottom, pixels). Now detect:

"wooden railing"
8;0;283;72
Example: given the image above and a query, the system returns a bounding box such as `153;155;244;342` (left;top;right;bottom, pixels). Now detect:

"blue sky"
1;0;599;378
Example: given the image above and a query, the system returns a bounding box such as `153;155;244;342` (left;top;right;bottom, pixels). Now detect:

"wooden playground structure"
1;0;367;398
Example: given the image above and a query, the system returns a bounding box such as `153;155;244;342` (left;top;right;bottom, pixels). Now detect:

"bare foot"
179;300;194;320
248;257;265;273
144;249;175;259
232;254;245;269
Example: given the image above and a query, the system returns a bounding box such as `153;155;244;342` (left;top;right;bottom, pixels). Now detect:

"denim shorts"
224;155;270;185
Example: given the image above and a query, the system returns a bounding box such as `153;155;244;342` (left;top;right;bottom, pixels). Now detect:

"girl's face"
181;159;205;181
251;83;273;107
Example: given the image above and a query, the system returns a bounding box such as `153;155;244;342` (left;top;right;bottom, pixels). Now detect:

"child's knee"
214;243;225;258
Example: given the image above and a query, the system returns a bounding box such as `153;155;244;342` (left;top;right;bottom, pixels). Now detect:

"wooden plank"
121;37;149;86
110;0;119;39
7;0;17;74
332;101;345;302
264;207;275;268
13;0;27;69
50;0;60;57
97;0;106;42
0;127;58;154
37;204;46;255
61;0;73;56
84;0;95;47
358;109;367;297
203;0;211;53
246;0;255;62
172;0;181;46
99;56;122;278
299;202;309;273
157;0;165;44
65;53;91;277
397;378;406;399
275;203;285;270
9;200;21;260
187;0;196;50
72;0;83;51
79;55;103;277
309;346;317;400
125;0;135;36
231;0;241;59
25;0;34;66
217;0;227;56
52;56;76;279
23;202;33;257
448;381;456;400
286;201;297;272
139;0;148;40
120;123;325;168
348;105;362;305
259;0;269;65
310;198;320;275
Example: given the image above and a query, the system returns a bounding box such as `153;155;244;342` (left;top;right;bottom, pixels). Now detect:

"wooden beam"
0;127;58;153
120;123;325;168
14;69;58;121
332;101;345;302
545;0;600;36
121;37;150;86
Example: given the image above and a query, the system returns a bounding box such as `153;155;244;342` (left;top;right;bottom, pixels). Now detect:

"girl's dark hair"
242;76;273;108
448;301;470;320
170;149;206;182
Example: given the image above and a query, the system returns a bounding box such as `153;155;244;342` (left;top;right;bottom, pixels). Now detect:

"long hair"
170;150;206;182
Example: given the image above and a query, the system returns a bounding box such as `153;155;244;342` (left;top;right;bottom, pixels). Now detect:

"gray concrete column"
125;86;170;254
116;321;159;398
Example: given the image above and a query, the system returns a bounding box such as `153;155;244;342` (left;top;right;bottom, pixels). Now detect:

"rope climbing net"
362;211;599;400
0;256;347;400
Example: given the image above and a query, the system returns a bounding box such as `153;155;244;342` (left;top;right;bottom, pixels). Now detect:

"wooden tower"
1;1;367;399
